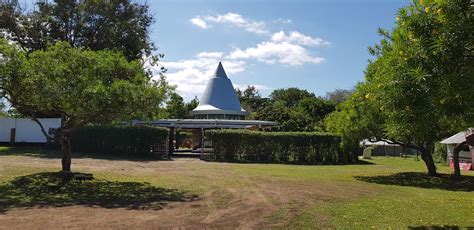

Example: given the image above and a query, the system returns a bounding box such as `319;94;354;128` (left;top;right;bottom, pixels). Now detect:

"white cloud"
272;18;292;24
234;84;274;92
271;31;330;47
191;12;268;35
228;41;324;66
196;51;224;59
190;17;209;29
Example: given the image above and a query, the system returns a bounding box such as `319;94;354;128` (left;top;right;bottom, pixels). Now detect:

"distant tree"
185;96;199;114
270;87;315;107
0;40;169;172
0;0;155;61
299;97;336;131
165;93;187;119
326;0;474;176
165;94;199;119
253;87;335;131
237;85;270;113
325;88;354;104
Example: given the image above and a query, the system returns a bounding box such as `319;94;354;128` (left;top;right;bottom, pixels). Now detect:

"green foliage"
236;85;270;114
326;0;474;153
434;142;448;163
247;87;335;131
164;93;198;119
71;125;168;157
0;0;155;61
0;40;170;126
206;130;349;164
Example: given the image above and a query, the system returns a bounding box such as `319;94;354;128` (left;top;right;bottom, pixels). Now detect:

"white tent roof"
190;62;249;116
440;132;466;144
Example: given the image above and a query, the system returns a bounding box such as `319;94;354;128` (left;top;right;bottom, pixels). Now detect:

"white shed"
0;118;61;143
440;132;473;165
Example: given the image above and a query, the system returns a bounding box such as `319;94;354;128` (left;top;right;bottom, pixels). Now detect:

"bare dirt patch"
0;155;373;229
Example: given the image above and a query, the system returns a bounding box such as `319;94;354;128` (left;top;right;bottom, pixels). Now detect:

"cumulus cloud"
196;51;224;59
272;18;292;24
228;41;324;66
190;17;209;29
190;12;268;35
271;31;330;47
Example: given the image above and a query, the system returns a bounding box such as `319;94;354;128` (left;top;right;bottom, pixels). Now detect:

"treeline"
237;86;352;132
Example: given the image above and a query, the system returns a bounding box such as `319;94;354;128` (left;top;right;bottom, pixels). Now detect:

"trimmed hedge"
71;125;168;157
206;130;349;164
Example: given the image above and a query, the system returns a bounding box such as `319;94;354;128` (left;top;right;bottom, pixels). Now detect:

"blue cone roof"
190;62;249;116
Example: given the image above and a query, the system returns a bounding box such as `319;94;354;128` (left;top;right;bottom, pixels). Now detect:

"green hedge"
71;125;168;157
206;130;348;164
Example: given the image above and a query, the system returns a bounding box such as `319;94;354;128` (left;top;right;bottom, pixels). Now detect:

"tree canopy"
236;86;335;131
0;0;154;61
0;40;170;171
325;0;474;176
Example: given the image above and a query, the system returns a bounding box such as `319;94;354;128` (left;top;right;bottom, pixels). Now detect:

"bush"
434;142;448;163
71;125;168;157
206;130;349;164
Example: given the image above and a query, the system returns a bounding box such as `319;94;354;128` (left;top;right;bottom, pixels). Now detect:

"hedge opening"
71;125;168;157
206;130;350;164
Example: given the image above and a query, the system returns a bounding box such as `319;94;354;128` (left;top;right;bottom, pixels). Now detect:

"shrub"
205;130;349;164
71;125;168;157
434;142;448;163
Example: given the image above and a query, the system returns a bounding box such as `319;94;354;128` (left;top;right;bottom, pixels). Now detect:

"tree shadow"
0;172;198;214
354;172;474;192
0;146;169;162
408;225;471;230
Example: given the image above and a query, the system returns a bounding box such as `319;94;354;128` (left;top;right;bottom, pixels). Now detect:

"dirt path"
0;155;365;229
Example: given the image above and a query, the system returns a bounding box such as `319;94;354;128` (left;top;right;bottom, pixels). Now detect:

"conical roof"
190;62;249;117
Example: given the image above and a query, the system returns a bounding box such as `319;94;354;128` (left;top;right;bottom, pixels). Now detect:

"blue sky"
149;0;409;100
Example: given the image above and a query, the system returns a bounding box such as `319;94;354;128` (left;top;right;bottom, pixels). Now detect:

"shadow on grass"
355;172;474;192
0;146;169;162
408;225;469;230
0;172;198;213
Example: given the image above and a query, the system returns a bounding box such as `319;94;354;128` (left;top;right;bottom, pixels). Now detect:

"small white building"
0;118;61;143
440;132;473;169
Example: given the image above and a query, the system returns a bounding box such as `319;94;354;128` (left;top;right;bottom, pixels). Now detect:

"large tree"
0;0;154;61
0;40;169;172
326;0;474;176
164;93;198;119
248;87;335;131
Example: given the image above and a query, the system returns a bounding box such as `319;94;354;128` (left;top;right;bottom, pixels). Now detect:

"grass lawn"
0;146;473;229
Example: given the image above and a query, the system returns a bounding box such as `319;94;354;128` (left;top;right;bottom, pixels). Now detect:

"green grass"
0;146;473;228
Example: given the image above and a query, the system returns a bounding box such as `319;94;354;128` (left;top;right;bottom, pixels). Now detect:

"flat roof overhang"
136;119;278;129
189;108;249;116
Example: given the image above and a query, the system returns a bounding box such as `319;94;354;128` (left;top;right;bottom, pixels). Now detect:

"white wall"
0;118;61;143
446;144;472;162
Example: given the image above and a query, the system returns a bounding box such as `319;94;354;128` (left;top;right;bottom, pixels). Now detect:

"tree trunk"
419;147;437;176
452;141;466;179
60;133;72;172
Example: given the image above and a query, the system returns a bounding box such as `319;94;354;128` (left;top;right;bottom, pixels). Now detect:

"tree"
270;87;315;107
186;96;199;114
326;0;474;176
236;85;270;114
165;93;187;119
0;40;169;172
325;88;354;104
0;0;154;61
253;87;335;131
164;93;199;119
